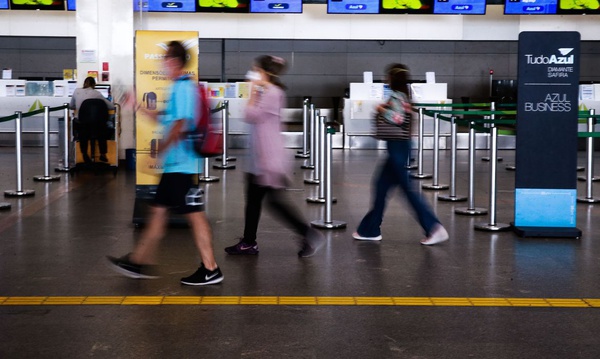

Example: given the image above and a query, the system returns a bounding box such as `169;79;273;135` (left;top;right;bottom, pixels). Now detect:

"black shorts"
153;173;204;214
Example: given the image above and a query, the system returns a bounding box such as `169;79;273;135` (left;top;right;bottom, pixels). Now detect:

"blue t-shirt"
161;76;203;174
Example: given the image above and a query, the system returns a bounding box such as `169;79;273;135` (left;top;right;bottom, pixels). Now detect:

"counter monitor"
379;0;434;14
9;0;65;10
250;0;302;13
0;0;9;10
134;0;196;12
433;0;486;14
197;0;250;12
504;0;558;14
557;0;600;14
327;0;380;13
66;0;74;10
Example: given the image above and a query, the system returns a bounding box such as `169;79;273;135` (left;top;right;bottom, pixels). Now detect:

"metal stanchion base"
455;207;488;215
405;164;418;170
577;196;600;203
474;222;511;231
5;189;35;197
422;183;449;190
199;176;220;183
304;178;320;185
55;166;74;172
301;164;315;169
33;175;61;182
411;173;432;179
295;153;310;159
0;202;11;210
306;197;337;204
577;167;585;172
213;164;236;170
482;157;503;162
311;219;346;229
215;156;236;162
437;194;467;202
577;176;600;182
505;165;516;171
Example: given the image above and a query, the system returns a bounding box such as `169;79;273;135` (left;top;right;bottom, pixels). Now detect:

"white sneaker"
352;232;382;241
420;225;449;246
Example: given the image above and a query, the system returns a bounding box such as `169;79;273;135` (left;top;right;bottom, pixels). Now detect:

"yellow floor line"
1;296;599;308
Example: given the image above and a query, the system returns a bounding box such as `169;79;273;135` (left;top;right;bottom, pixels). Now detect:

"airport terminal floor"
2;145;600;358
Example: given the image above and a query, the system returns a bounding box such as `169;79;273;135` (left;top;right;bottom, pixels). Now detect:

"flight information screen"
504;0;558;14
433;0;486;14
134;0;197;12
327;0;380;14
250;0;302;13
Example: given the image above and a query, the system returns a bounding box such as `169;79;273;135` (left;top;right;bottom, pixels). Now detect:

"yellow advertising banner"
134;30;199;186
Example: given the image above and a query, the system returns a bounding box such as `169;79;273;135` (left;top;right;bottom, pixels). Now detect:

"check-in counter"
0;96;71;147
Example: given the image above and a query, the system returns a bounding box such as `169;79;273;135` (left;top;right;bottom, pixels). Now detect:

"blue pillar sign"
513;32;582;238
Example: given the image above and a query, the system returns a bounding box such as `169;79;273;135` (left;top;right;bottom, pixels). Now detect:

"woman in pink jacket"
225;55;325;258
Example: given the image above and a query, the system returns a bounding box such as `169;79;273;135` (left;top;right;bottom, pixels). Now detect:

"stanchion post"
307;116;336;203
577;109;600;203
296;98;310;158
304;109;320;184
422;112;448;190
199;157;219;182
455;121;487;215
438;116;467;202
411;107;432;179
213;101;235;170
34;106;60;182
55;104;73;172
311;121;346;229
5;111;35;197
302;105;316;170
475;125;510;231
482;102;503;162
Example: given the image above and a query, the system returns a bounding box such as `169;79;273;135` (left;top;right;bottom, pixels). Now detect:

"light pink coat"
244;83;290;188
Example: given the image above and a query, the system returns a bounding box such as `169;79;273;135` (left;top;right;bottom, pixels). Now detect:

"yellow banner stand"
133;31;199;225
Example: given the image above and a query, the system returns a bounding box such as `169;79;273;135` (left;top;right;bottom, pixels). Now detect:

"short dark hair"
166;41;187;67
386;63;410;96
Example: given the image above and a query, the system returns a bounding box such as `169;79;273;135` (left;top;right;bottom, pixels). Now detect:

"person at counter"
69;77;114;163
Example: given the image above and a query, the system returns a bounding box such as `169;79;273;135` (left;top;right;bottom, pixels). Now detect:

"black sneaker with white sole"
106;254;158;279
180;264;224;286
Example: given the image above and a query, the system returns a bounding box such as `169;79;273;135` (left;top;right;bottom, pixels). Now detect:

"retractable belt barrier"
213;100;236;170
1;104;71;206
296;98;311;159
311;118;345;230
199;104;228;182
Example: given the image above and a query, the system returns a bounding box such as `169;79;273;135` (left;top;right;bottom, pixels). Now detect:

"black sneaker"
106;254;158;279
298;228;325;258
224;239;259;255
180;264;224;286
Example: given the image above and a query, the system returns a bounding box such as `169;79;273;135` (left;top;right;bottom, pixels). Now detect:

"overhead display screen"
433;0;486;14
134;0;196;12
327;0;380;13
504;0;558;14
197;0;249;12
557;0;600;13
10;0;65;10
66;0;74;10
0;0;9;9
250;0;301;12
379;0;434;13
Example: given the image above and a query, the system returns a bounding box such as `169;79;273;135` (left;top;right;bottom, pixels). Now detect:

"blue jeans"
357;140;440;237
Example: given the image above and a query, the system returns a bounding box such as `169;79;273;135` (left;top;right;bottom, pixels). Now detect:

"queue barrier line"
2;296;600;308
0;104;69;123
